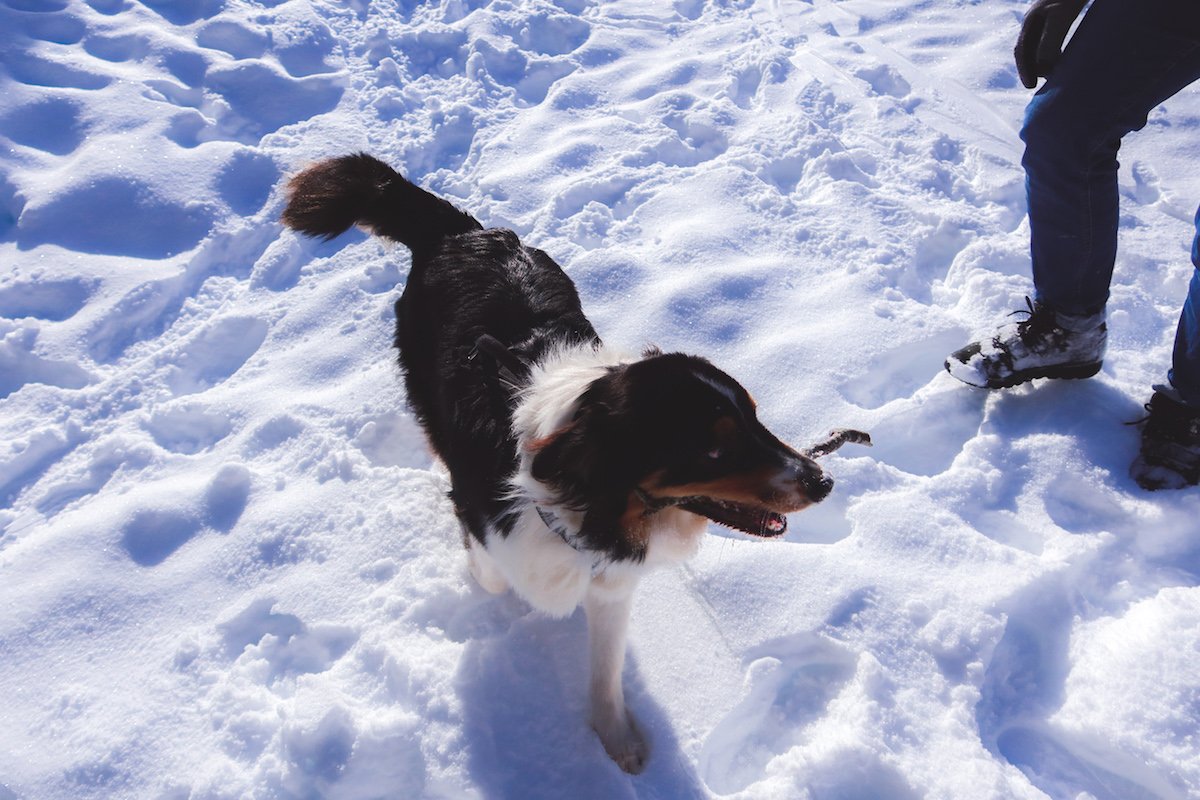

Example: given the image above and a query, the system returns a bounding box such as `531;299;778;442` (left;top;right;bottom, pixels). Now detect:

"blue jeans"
1175;221;1200;403
1020;0;1200;405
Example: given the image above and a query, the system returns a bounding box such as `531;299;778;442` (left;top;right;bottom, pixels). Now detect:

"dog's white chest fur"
471;501;706;617
468;343;707;618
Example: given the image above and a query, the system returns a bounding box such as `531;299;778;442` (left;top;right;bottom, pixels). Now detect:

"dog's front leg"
584;579;647;774
466;535;509;595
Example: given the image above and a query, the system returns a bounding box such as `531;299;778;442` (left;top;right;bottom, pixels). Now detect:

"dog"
281;153;835;773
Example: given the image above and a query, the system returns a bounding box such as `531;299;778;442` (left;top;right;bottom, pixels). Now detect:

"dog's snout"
808;473;834;502
778;454;833;503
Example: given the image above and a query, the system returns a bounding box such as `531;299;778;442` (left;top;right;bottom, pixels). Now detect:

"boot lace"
1010;296;1059;346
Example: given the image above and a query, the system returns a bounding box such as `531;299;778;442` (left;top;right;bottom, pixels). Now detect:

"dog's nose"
781;454;833;503
808;473;833;502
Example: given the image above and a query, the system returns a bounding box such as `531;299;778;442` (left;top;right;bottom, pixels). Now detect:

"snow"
1;0;1199;797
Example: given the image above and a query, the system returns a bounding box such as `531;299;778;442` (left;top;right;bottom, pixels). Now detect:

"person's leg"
948;0;1200;391
1166;209;1200;406
1130;208;1200;490
1022;0;1200;316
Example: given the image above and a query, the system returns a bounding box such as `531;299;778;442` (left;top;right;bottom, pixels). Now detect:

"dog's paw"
594;712;649;774
611;738;649;775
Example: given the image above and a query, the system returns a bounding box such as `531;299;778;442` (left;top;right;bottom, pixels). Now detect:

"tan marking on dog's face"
640;468;816;513
618;489;652;548
616;492;706;551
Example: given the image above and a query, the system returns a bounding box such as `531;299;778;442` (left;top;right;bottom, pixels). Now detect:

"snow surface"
2;0;1199;797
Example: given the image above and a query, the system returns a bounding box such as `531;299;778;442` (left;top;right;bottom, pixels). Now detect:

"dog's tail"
281;153;481;253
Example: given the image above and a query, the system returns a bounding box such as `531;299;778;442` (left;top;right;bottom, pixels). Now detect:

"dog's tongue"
677;498;787;538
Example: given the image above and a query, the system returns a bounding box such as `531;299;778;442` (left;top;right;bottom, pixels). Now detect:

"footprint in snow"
995;726;1177;800
504;11;591;57
403;105;479;175
282;709;357;783
120;464;251;565
138;0;223;27
0;424;85;510
243;414;305;456
855;382;983;477
215;149;279;216
251;237;307;292
195;19;269;60
0;174;18;242
855;63;912;99
17;176;214;258
353;413;432;469
1130;161;1162;206
83;29;152;63
2;44;110;90
217;597;357;679
203;61;344;144
7;0;78;32
120;507;205;567
167;316;268;396
68;2;345;147
0;277;92;322
699;632;856;794
144;404;234;455
0;96;87;155
272;12;338;78
838;329;967;411
35;438;153;516
0;323;92;400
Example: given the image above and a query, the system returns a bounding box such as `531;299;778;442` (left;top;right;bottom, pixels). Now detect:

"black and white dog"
282;154;834;773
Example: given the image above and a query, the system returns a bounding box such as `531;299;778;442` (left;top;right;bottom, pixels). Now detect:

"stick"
802;428;872;459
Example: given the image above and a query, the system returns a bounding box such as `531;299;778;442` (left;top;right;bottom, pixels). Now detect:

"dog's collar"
534;489;676;549
535;504;575;546
534;504;608;574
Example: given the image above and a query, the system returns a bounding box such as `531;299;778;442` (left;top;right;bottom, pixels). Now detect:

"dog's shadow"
454;593;708;800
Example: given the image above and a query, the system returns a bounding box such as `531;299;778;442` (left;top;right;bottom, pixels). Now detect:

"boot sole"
945;360;1102;390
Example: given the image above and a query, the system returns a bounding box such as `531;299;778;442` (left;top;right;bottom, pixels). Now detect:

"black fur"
284;154;599;544
394;225;602;543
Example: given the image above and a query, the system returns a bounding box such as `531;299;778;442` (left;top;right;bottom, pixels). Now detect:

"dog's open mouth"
675;497;787;538
634;488;789;538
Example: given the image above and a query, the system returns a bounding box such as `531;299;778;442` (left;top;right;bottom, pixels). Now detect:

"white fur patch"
482;506;594;617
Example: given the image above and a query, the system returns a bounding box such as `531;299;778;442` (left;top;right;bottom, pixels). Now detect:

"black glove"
1014;0;1089;89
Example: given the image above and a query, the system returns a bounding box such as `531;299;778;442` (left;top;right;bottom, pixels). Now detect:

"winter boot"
945;298;1106;389
1130;387;1200;490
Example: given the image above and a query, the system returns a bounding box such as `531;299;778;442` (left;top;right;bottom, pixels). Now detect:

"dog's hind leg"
585;577;648;774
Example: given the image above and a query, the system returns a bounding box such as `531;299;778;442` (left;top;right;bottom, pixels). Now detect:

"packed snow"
2;0;1199;797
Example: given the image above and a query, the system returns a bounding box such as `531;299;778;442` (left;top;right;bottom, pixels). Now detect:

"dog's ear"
530;401;612;509
530;396;646;561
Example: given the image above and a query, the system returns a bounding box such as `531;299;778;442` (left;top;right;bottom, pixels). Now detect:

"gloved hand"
1014;0;1089;88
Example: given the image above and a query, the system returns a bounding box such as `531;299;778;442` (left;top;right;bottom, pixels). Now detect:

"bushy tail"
281;153;481;253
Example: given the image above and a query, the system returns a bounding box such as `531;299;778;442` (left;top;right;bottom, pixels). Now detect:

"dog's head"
529;351;831;558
